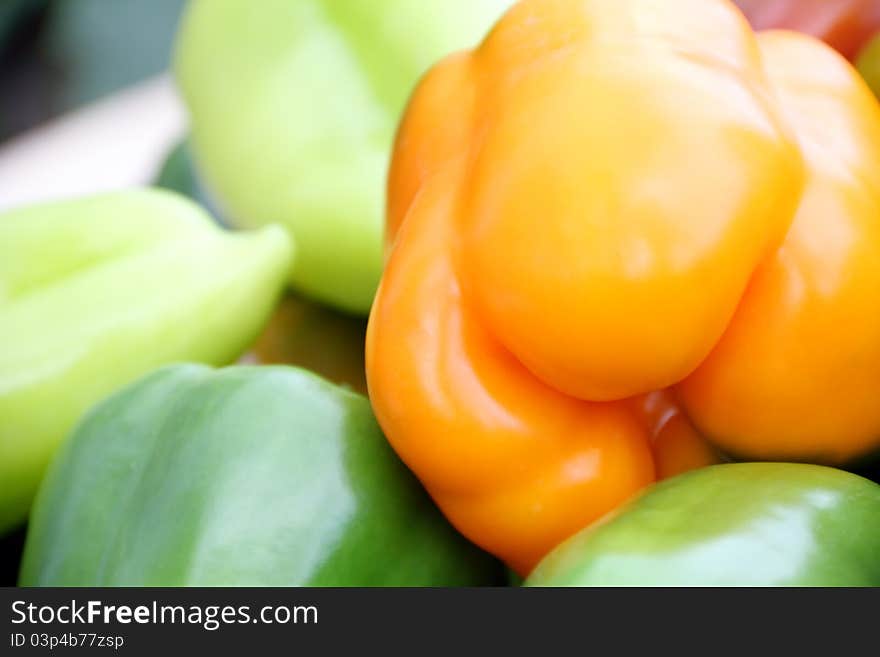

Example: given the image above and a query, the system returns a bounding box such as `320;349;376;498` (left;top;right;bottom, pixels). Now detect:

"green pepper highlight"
526;463;880;586
20;364;501;586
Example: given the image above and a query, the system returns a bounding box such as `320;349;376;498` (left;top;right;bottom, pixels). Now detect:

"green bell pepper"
0;189;291;534
20;364;501;586
173;0;512;314
526;463;880;586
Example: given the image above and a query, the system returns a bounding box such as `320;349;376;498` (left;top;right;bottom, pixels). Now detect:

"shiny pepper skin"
526;463;880;586
20;365;500;586
631;390;725;482
366;0;880;574
678;30;880;465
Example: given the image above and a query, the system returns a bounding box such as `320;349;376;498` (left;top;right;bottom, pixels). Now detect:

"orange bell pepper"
366;0;880;574
631;391;725;482
734;0;880;61
677;30;880;465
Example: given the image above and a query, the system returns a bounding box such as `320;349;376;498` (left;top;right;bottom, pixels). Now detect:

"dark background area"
1;528;26;585
0;0;185;144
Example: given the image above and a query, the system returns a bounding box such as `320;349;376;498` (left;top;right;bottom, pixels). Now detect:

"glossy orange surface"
367;0;880;573
631;390;724;481
391;0;804;403
370;167;655;574
678;31;880;464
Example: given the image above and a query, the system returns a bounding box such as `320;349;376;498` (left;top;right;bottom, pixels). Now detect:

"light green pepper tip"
0;188;293;534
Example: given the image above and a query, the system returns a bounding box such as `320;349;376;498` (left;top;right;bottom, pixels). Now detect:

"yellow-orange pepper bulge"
678;31;880;465
367;0;880;574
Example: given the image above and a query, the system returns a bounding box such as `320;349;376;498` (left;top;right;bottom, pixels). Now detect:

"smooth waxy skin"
383;0;806;401
734;0;880;61
678;32;880;464
526;463;880;586
370;0;774;573
174;0;512;314
369;174;656;574
453;0;802;402
630;390;724;481
0;190;291;534
19;365;500;586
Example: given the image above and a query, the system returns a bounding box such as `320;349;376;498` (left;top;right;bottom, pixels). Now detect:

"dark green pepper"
20;364;500;586
526;463;880;586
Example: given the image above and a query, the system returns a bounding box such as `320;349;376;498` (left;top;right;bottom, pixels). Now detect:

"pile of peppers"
3;0;880;587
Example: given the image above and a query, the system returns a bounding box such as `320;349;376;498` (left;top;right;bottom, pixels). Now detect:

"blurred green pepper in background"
0;189;291;534
20;365;501;586
857;33;880;98
526;463;880;586
174;0;513;314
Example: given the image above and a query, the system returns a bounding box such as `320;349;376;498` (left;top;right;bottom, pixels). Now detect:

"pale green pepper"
173;0;512;313
0;189;291;533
